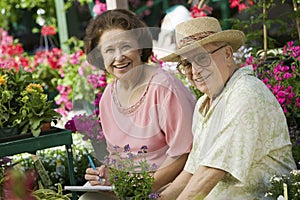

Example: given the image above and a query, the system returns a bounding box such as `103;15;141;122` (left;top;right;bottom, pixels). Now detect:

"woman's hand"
84;165;111;186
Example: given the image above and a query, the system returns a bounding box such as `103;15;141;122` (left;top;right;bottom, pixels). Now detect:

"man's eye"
122;44;132;51
196;54;208;61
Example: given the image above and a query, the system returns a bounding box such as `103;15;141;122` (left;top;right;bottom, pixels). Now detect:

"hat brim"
160;30;245;62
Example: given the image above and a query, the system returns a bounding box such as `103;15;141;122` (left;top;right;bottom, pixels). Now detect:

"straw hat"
160;16;246;62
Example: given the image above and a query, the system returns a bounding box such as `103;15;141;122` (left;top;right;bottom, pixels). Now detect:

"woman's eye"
104;48;114;54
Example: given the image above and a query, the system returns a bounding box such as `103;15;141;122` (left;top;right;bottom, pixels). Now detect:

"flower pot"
41;122;51;132
91;139;108;162
0;126;20;139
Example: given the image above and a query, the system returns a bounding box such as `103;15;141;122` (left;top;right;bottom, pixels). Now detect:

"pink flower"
230;0;254;12
93;0;107;16
277;97;286;105
283;72;292;79
296;98;300;108
146;0;153;7
277;91;286;98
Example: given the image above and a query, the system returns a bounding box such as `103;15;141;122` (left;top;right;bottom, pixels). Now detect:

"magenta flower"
64;119;76;132
93;0;107;16
65;113;104;141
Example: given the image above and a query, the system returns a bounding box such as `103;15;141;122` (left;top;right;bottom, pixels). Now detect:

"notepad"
64;181;114;192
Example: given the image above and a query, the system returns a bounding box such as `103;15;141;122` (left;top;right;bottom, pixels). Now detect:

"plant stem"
263;0;268;59
292;0;300;41
198;0;207;8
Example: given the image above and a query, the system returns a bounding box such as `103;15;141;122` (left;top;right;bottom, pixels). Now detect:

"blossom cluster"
190;0;254;18
190;3;213;18
92;0;107;16
1;28;108;117
245;41;300;116
0;29;29;71
229;0;254;12
65;113;103;141
41;25;56;36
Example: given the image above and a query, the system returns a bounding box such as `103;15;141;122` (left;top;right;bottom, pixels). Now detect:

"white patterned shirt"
184;65;296;200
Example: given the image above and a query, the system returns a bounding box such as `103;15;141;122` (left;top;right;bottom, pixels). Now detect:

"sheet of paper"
64;181;114;192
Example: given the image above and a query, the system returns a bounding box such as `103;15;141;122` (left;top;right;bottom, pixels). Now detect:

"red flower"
190;4;213;18
41;26;56;36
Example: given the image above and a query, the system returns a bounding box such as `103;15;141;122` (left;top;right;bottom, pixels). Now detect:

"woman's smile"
113;62;130;69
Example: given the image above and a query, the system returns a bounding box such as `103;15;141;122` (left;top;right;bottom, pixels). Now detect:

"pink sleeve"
158;82;195;157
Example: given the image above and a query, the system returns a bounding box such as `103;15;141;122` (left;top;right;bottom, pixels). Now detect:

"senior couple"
80;9;296;200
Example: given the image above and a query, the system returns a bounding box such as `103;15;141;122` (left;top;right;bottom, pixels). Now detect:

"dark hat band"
177;31;216;49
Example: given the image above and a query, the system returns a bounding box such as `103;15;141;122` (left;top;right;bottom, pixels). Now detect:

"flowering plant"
245;41;300;118
64;113;104;141
265;170;300;199
63;64;107;142
52;37;107;116
244;41;300;166
0;67;61;137
104;144;159;200
29;47;62;97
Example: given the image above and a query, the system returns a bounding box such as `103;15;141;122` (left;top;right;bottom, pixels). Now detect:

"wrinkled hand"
84;165;111;186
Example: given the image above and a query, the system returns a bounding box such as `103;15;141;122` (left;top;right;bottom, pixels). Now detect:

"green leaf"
32;128;41;137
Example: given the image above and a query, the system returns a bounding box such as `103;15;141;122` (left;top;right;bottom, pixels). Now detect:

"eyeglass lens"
177;45;227;74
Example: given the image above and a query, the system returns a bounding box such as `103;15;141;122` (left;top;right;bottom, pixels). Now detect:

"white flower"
277;195;285;200
291;169;300;175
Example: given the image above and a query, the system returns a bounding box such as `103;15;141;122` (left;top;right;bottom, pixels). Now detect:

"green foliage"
0;68;61;136
0;68;33;128
266;170;300;199
12;134;91;187
229;0;298;55
0;0;94;30
106;145;158;200
32;183;72;200
0;0;57;28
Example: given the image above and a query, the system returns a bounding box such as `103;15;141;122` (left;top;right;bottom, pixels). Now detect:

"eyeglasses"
177;44;227;75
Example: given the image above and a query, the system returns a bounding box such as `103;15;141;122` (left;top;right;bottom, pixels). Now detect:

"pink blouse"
100;67;196;167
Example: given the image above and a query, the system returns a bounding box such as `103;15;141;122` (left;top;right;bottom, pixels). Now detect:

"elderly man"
159;17;296;200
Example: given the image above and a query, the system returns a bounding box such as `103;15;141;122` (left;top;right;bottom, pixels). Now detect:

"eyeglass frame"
176;44;228;75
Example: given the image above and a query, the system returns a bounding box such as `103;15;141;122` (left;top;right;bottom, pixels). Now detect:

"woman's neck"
117;66;145;91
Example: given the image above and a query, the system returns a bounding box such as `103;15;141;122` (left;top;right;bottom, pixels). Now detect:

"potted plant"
65;110;108;161
0;67;61;137
103;144;160;200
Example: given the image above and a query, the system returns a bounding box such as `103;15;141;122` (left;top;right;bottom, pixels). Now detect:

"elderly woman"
159;17;296;200
80;9;196;199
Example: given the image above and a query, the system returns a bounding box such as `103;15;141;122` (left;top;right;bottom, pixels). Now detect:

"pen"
88;155;102;183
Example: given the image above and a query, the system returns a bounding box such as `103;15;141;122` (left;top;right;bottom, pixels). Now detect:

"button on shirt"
184;65;296;199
